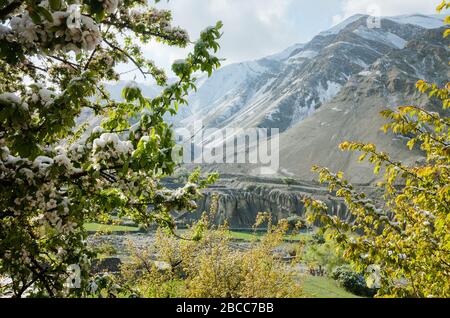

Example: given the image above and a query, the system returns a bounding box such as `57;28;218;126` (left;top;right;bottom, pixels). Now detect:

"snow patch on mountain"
292;99;316;123
358;70;372;76
320;14;366;36
317;81;342;103
245;61;269;75
353;26;407;49
288;50;318;61
354;58;369;68
187;61;267;114
386;14;444;29
266;43;305;61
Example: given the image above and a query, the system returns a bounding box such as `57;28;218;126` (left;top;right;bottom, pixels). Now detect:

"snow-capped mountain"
166;14;448;182
103;14;448;182
175;14;446;136
278;25;449;182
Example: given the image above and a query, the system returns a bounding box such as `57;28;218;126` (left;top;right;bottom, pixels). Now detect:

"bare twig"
103;38;148;79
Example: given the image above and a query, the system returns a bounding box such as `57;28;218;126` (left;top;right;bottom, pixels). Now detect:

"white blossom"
38;88;58;107
21;249;31;264
92;126;105;134
33;156;54;173
0;25;11;38
19;168;34;183
10;13;38;44
6;7;102;52
92;133;133;165
101;0;120;14
57;247;66;258
0;92;21;105
54;153;74;172
47;199;58;210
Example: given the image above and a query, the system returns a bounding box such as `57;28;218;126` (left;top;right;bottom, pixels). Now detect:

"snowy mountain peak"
265;43;305;61
174;13;447;135
385;14;445;29
102;14;446;143
320;14;445;37
320;14;366;36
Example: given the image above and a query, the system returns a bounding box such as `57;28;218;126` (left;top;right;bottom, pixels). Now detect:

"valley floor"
86;225;361;298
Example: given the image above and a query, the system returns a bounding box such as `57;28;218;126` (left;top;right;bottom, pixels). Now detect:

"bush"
286;215;305;231
94;243;117;259
331;265;376;297
121;215;303;298
301;237;346;275
311;232;326;244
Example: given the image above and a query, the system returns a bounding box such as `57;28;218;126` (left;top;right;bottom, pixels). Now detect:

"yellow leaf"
416;166;435;178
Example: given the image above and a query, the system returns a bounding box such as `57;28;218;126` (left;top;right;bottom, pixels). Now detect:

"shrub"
94;243;117;259
331;265;376;297
311;232;326;244
286;215;305;231
305;2;450;297
301;236;346;275
121;214;303;298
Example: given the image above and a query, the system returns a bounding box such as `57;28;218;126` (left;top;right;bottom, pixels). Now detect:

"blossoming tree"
0;0;222;297
305;1;450;297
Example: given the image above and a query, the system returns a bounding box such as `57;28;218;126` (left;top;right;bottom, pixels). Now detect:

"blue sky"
124;0;440;79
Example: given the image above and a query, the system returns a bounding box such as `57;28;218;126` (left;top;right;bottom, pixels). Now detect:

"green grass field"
229;230;308;241
85;224;309;242
85;223;356;298
301;275;360;298
174;229;309;242
84;223;141;233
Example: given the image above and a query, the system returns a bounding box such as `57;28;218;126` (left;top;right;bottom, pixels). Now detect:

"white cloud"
120;0;440;80
122;0;296;79
333;0;438;25
146;0;295;68
122;0;299;80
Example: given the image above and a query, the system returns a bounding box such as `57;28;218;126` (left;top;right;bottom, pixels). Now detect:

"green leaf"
35;6;54;22
49;0;62;11
29;10;42;24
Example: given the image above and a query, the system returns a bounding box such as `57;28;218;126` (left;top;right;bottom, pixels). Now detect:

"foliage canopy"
305;2;450;298
0;0;221;297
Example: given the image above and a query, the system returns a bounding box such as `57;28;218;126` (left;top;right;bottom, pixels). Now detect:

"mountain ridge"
103;14;449;183
174;14;446;133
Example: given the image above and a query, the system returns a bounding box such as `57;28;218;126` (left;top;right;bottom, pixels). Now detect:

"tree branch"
103;38;148;79
103;20;184;44
48;55;80;71
0;0;22;20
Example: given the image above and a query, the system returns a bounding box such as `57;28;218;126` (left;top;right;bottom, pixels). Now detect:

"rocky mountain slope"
177;14;446;132
99;14;449;226
279;26;449;183
164;175;352;228
170;14;449;183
